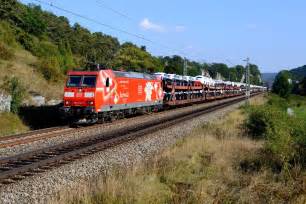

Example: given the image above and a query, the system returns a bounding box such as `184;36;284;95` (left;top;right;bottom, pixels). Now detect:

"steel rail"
0;93;261;184
0;94;242;148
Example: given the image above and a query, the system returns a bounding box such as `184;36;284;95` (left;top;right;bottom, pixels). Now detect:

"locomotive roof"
67;70;99;75
114;71;157;80
68;69;157;80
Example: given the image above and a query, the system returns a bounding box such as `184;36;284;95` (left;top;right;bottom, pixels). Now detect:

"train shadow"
18;104;67;130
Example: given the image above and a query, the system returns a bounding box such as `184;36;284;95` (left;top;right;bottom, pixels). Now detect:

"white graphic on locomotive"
144;82;154;101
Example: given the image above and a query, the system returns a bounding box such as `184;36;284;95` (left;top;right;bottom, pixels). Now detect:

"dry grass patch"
55;96;306;204
0;49;63;100
0;112;28;136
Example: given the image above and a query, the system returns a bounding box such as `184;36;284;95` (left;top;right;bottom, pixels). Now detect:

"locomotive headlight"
64;92;74;97
85;92;95;98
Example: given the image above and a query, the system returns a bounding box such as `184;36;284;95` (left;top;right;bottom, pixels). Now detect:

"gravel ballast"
0;99;248;204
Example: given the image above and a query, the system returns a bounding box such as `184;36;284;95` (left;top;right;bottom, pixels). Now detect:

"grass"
293;106;306;120
0;20;64;100
0;112;28;136
0;46;64;101
289;95;306;119
53;95;306;204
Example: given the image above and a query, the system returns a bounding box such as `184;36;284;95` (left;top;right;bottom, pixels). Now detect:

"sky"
20;0;306;73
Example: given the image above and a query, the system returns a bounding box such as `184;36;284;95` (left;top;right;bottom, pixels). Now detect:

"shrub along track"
0;94;261;184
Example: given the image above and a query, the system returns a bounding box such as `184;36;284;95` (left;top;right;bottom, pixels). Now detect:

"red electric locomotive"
61;69;163;124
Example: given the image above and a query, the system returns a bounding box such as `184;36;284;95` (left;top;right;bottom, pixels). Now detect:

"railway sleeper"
17;160;34;165
0;167;12;171
40;166;53;170
11;175;26;180
21;172;36;176
31;168;46;173
8;161;32;166
0;178;15;184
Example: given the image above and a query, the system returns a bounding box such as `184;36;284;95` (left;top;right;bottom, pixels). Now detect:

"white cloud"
139;18;165;32
175;25;186;32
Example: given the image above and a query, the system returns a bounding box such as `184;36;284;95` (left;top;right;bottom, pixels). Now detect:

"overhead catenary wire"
94;0;135;22
27;0;249;68
226;59;236;67
33;0;152;42
93;0;193;57
31;0;190;58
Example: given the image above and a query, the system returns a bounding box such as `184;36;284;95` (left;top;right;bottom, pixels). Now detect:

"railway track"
0;95;243;149
0;127;72;148
0;94;260;184
0;118;141;148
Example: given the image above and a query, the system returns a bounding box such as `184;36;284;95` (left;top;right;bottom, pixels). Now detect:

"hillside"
261;72;277;88
0;0;264;136
0;44;64;101
0;0;262;90
262;65;306;89
290;65;306;80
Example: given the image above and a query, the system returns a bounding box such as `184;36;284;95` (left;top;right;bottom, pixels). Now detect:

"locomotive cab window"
82;76;97;87
67;75;97;87
67;76;82;87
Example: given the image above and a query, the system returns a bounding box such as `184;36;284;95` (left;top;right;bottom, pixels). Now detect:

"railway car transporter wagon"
61;69;164;124
61;67;266;125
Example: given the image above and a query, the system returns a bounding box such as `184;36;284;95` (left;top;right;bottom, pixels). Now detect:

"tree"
298;77;306;96
161;55;184;75
58;40;75;72
0;0;23;24
112;42;162;73
86;32;120;67
20;5;47;36
249;64;261;85
208;63;229;79
272;71;292;98
228;67;238;81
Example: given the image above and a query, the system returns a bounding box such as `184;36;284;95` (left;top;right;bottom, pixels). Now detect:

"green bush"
20;5;47;36
245;95;306;168
265;122;295;165
272;71;292;98
290;119;306;165
245;105;286;139
246;105;295;166
38;57;62;81
2;77;25;114
0;21;17;47
34;41;59;58
16;31;38;53
58;41;75;72
267;94;288;111
0;42;14;60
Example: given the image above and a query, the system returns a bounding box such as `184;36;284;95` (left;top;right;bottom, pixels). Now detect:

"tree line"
273;70;306;98
0;0;262;84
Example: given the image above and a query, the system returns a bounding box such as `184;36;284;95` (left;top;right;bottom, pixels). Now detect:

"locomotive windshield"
82;76;96;87
67;75;97;87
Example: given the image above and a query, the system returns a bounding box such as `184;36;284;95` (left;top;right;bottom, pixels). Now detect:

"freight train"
61;67;266;125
